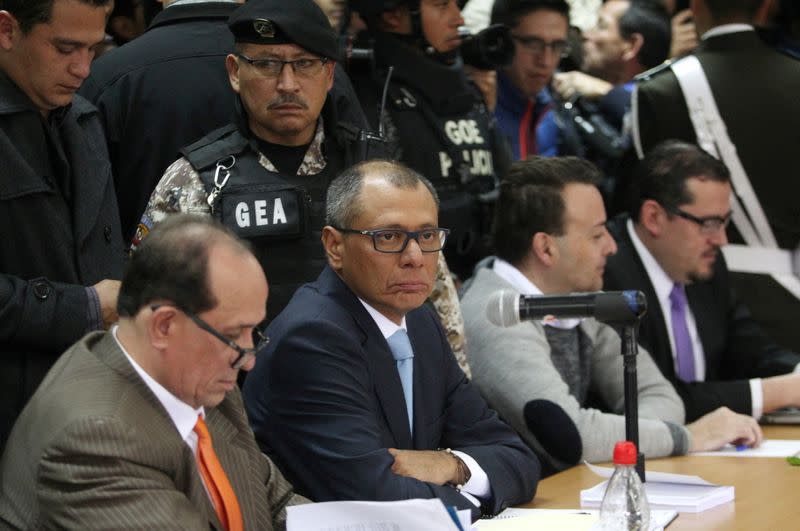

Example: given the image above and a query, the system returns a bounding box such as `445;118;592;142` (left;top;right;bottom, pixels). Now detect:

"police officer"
137;0;373;321
349;0;511;279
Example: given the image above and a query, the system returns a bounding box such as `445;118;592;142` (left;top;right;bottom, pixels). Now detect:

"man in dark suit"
0;215;306;530
604;141;800;422
243;160;540;519
0;0;125;451
631;0;800;351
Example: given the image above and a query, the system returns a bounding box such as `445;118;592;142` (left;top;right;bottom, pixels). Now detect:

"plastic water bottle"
598;441;650;531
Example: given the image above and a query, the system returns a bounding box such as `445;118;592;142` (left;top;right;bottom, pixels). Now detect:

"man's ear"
622;32;644;63
324;60;336;92
322;226;345;271
639;199;666;237
225;53;241;93
0;11;19;51
148;306;179;351
532;232;558;268
379;5;411;33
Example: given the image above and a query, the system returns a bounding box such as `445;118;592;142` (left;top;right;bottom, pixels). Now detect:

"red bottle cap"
612;441;638;465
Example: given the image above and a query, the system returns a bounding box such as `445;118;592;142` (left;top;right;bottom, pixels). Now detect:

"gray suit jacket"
0;331;306;530
461;264;687;471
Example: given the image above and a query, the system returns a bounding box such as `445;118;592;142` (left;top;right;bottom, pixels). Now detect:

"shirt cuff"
793;363;800;374
452;450;491;503
85;286;103;332
749;378;763;420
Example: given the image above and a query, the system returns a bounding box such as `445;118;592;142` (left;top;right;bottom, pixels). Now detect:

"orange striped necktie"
193;415;244;531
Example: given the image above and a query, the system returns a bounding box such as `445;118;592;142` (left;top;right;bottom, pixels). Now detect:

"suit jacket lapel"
59;100;112;248
94;333;224;530
318;267;414;448
613;220;675;376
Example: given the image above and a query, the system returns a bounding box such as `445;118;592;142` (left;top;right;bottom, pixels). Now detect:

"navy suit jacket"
604;217;800;421
243;266;540;517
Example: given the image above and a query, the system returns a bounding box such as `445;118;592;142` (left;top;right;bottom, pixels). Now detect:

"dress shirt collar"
112;325;204;444
491;257;581;329
701;24;754;41
167;0;236;7
626;218;675;305
358;299;408;339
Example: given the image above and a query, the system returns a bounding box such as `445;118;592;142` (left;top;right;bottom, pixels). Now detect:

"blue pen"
735;444;748;451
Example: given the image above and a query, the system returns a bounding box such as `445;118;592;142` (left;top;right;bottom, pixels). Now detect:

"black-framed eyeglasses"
150;304;269;369
664;206;732;235
235;53;329;79
511;35;572;57
332;227;450;253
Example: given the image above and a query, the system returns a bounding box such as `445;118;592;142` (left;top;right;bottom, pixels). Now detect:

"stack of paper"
475;508;678;530
287;498;470;531
580;462;734;513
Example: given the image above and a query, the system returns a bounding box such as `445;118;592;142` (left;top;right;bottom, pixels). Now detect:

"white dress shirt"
626;220;764;418
358;299;490;506
492;258;582;330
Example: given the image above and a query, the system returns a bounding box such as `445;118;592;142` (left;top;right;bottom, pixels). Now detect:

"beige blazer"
0;331;307;530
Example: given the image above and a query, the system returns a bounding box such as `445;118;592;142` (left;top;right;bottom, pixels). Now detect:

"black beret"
227;0;339;60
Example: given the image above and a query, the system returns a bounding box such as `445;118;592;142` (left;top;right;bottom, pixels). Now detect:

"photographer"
347;0;512;280
551;0;670;202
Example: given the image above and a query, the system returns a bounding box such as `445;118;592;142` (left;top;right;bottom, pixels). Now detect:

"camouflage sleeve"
429;252;472;379
130;158;211;251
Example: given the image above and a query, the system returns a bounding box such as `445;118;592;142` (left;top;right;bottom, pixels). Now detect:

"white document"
580;462;734;513
692;439;800;458
475;508;678;530
287;498;462;531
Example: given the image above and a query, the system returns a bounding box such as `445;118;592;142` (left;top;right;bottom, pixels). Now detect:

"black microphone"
523;400;583;466
486;289;647;327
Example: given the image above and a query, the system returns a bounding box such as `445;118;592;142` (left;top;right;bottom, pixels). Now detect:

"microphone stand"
617;323;646;482
599;291;647;482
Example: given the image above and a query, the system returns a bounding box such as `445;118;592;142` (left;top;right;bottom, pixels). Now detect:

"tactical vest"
181;125;336;321
382;80;503;278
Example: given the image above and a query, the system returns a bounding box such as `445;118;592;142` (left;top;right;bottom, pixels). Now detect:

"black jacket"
79;2;240;243
350;32;511;279
0;72;125;449
603;216;800;421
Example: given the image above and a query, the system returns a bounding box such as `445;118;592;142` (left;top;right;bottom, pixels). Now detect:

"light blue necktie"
387;329;414;433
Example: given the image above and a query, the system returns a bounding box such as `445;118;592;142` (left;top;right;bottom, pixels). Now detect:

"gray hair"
325;159;439;228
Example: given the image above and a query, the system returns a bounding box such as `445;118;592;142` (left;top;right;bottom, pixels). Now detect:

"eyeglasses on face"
664;205;732;235
235;53;329;79
332;227;450;253
150;304;269;369
511;35;572;57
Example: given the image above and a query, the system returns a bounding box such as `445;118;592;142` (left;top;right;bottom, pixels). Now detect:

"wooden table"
519;426;800;530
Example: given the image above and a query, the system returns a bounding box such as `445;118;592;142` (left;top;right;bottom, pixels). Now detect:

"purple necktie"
669;283;696;382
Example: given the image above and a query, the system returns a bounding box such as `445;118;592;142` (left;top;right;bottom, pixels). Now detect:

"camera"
459;24;515;70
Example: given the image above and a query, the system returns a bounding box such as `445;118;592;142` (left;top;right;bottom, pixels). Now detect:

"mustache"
267;94;309;110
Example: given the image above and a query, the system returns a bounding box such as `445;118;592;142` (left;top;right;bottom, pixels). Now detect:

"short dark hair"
493;156;602;265
490;0;570;28
628;140;731;221
326;159;439;228
704;0;762;19
117;215;252;317
619;0;671;69
0;0;112;34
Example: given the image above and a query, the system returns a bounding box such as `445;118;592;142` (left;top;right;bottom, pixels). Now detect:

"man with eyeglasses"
604;140;800;422
0;215;308;530
136;0;375;323
243;159;540;519
461;154;763;475
490;0;571;160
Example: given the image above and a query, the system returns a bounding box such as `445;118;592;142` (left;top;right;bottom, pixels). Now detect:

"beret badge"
253;19;275;38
